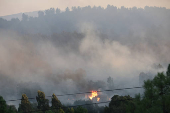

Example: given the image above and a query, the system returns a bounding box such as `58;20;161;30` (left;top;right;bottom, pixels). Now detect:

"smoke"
0;22;168;106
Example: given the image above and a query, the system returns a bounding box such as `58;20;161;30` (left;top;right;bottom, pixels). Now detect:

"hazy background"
0;2;170;107
0;0;170;16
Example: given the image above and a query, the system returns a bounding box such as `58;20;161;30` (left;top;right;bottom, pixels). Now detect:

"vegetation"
74;106;88;113
133;64;170;113
73;100;100;113
18;94;32;113
104;95;135;113
0;5;169;38
51;93;63;113
104;64;170;113
0;4;170;113
0;96;17;113
1;65;170;113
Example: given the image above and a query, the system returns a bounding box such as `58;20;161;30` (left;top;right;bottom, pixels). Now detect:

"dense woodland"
0;5;170;37
0;5;170;113
0;64;170;113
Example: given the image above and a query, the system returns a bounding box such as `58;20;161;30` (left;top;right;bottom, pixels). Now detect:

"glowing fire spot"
97;98;100;101
89;91;98;100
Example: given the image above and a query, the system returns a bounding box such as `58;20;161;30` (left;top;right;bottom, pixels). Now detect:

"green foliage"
7;105;17;113
36;90;50;112
1;64;170;113
18;94;32;113
58;108;65;113
70;108;74;113
52;93;62;109
74;100;98;113
0;96;17;113
66;108;74;113
0;96;7;113
31;102;38;111
166;64;170;77
50;108;65;113
104;65;170;113
134;68;170;113
74;106;88;113
143;72;170;113
50;93;65;113
45;110;54;113
104;95;135;113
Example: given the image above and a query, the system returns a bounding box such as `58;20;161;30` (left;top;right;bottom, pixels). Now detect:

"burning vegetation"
88;91;100;101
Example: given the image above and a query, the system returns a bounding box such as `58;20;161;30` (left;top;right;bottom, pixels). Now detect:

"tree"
152;72;170;113
56;8;61;14
70;108;74;113
58;108;65;113
166;64;170;77
74;100;97;113
38;11;44;18
74;106;88;113
7;105;17;113
18;94;32;113
107;76;114;89
65;7;70;12
104;95;135;113
22;13;28;21
36;90;50;112
51;93;63;112
45;110;54;113
0;96;17;113
45;8;55;16
52;108;65;113
134;66;170;113
30;103;38;111
52;93;62;108
66;108;74;113
11;18;20;24
0;96;7;113
136;79;161;113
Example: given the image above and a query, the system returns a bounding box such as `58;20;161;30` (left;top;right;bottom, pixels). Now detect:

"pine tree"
134;65;170;113
66;108;74;113
51;93;64;113
74;106;87;113
166;64;170;77
0;96;7;113
70;108;74;113
36;90;49;112
18;94;32;113
104;95;135;113
51;93;62;109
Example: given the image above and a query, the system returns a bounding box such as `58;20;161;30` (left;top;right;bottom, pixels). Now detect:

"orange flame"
97;98;100;101
89;91;98;100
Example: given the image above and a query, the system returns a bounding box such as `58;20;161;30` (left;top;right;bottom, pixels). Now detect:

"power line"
0;86;142;102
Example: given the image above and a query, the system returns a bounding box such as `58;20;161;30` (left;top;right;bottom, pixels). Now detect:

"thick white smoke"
0;23;167;105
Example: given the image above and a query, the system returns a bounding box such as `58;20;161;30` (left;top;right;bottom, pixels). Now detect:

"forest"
0;64;170;113
0;5;170;113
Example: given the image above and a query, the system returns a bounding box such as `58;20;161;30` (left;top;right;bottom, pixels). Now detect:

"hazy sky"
0;0;170;16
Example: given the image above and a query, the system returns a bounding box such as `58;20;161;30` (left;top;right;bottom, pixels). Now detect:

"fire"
89;91;98;100
97;98;100;101
89;91;100;101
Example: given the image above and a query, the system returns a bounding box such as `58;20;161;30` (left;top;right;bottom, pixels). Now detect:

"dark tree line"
1;64;170;113
0;90;89;113
104;64;170;113
0;5;169;39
